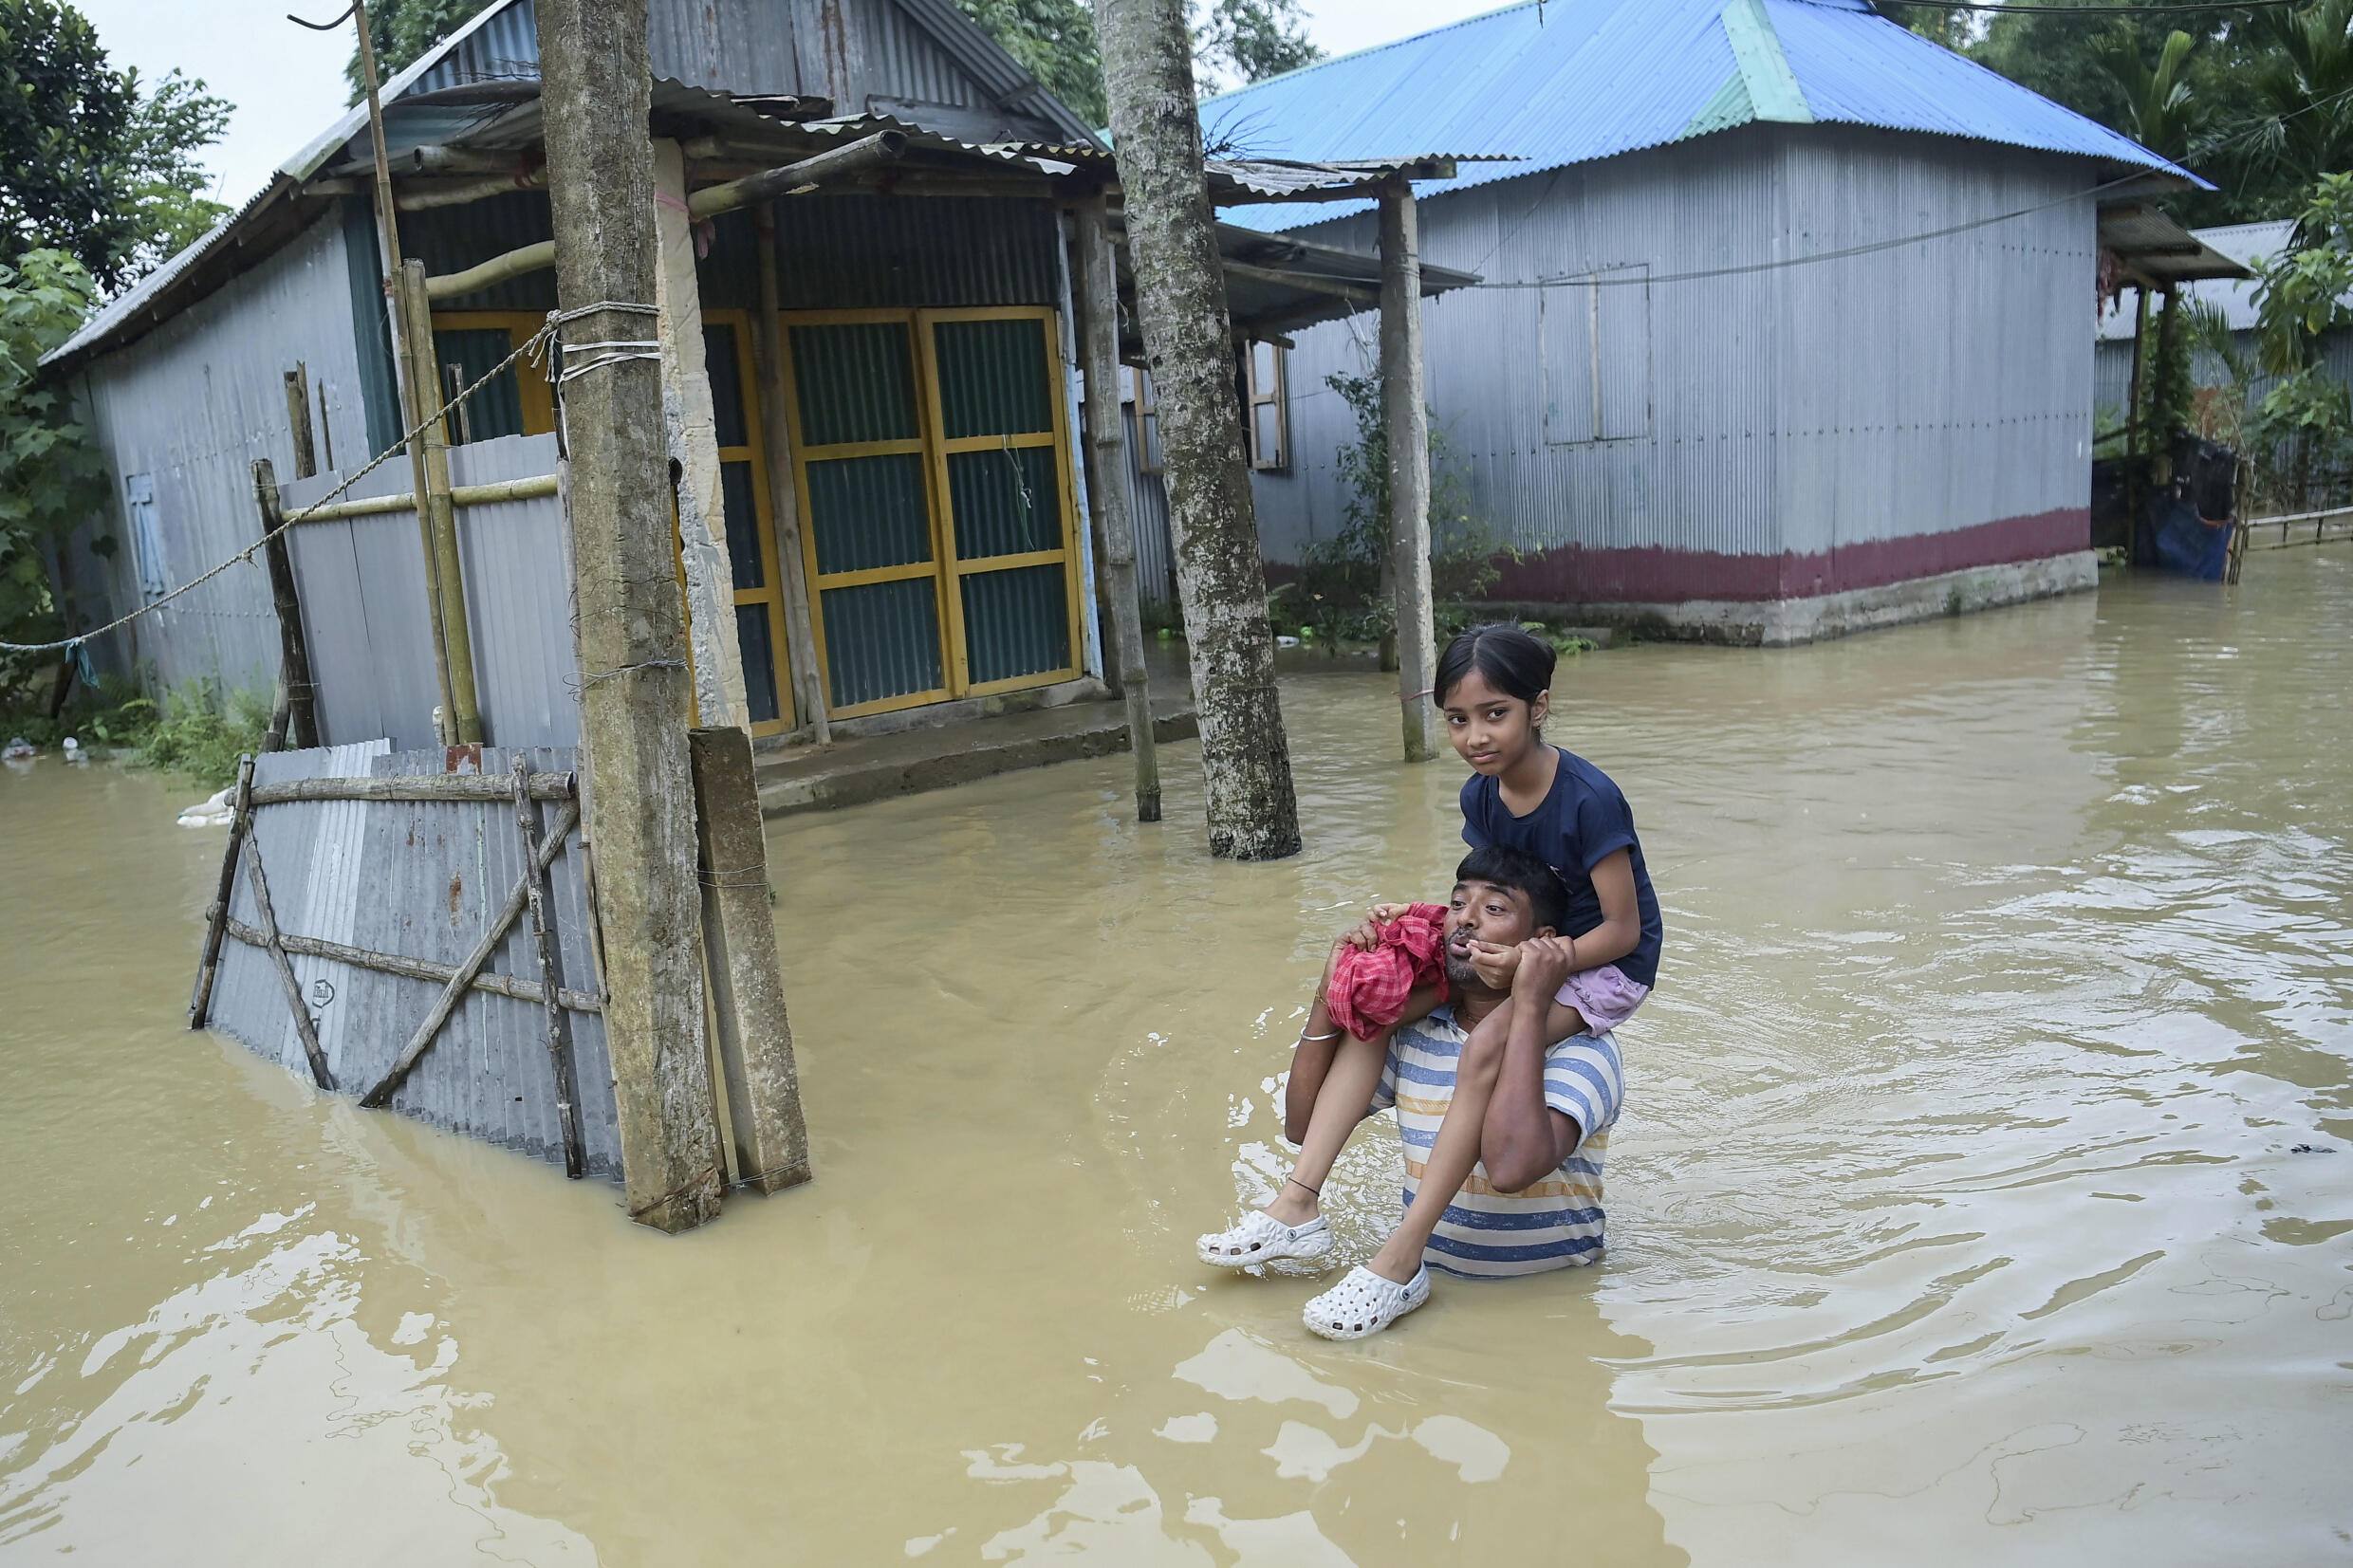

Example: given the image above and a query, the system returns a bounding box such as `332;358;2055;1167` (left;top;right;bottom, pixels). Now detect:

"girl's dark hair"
1435;622;1556;708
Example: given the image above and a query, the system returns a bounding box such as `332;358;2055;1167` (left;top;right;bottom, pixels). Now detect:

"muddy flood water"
4;557;2350;1565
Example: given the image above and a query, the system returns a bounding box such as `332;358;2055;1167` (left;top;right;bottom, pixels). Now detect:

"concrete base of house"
752;692;1197;817
1477;549;2101;648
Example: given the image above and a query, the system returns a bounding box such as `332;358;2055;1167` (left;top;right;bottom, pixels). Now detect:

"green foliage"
1195;0;1319;87
1268;370;1506;643
955;0;1106;126
2100;28;2203;164
343;0;495;103
132;679;269;785
0;248;107;709
0;0;231;287
2241;174;2353;507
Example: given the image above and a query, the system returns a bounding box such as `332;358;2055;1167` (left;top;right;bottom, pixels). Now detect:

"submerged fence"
192;741;620;1178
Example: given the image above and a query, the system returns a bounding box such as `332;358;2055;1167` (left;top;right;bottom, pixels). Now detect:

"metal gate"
779;305;1084;719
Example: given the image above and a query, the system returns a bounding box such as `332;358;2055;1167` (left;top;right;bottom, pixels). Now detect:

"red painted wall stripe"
1489;508;2091;603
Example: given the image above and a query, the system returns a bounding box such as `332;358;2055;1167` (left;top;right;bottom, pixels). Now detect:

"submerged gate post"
1075;194;1162;822
1380;178;1437;763
689;727;811;1193
539;0;726;1232
251;460;320;750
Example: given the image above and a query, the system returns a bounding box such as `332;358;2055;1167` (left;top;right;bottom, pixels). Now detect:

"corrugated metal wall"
1122;406;1176;608
65;211;367;694
1248;126;2100;594
281;433;573;751
208;743;621;1180
697;195;1062;312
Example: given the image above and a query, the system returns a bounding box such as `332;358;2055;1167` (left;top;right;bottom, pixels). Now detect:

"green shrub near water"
131;682;269;787
1;674;267;790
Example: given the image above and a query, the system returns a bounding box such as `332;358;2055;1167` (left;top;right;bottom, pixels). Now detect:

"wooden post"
241;831;336;1091
1075;196;1161;822
513;753;586;1179
752;201;831;743
1380;179;1436;764
189;754;257;1029
652;138;750;733
252;460;320;750
285;364;317;479
2125;285;2150;457
397;259;484;743
1096;0;1302;859
539;0;726;1233
689;727;812;1193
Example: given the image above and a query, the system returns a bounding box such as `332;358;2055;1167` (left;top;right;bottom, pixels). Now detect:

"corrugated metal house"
1195;0;2198;643
44;0;1117;744
46;0;1468;745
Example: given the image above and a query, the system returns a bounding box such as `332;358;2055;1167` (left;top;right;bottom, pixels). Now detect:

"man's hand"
1512;936;1571;1005
1369;902;1412;925
1464;938;1520;990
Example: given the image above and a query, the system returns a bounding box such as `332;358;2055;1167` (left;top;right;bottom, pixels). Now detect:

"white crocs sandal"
1197;1210;1334;1268
1302;1264;1431;1339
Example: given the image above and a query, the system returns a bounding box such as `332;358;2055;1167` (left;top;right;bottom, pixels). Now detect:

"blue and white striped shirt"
1368;1006;1624;1279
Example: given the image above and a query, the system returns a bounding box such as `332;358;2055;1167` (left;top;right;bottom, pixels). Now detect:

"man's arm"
1481;940;1583;1192
1283;922;1427;1144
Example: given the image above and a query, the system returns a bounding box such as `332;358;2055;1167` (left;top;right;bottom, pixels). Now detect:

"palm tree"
2238;0;2353;203
2101;28;2204;162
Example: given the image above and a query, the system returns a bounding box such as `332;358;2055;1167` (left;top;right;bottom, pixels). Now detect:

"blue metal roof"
1206;0;2198;230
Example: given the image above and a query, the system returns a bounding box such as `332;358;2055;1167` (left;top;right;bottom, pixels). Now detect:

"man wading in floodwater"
1197;846;1625;1338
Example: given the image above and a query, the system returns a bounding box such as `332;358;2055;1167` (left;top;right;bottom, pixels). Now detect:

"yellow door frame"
778;304;1084;720
425;310;557;438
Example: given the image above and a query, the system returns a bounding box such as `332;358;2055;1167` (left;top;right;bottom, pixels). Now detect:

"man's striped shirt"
1368;1006;1624;1278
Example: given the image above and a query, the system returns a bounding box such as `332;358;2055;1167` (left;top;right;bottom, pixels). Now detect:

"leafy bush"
133;681;269;786
1275;372;1509;645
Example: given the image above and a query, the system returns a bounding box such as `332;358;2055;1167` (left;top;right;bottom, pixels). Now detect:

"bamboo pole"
1380;180;1437;764
188;754;257;1029
289;475;561;525
513;752;586;1178
1075;196;1161;822
398;259;484;743
241;831;336;1090
249;771;574;806
426;241;556;304
685;131;905;219
252;460;320;749
753;200;831;742
219;915;602;1011
361;798;581;1108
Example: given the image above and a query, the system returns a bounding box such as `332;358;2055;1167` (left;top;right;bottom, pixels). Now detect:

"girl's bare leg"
1263;1031;1390;1226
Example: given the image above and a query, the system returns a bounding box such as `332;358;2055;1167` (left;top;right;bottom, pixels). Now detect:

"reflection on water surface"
2;558;2347;1564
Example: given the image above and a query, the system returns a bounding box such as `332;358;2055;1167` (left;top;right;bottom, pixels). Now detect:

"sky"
75;0;1507;211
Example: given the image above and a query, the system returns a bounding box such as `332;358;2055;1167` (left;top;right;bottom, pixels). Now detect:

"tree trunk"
1095;0;1300;860
1380;183;1436;763
538;0;725;1233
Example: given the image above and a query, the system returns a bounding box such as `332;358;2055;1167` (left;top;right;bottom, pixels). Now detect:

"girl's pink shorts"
1559;964;1649;1033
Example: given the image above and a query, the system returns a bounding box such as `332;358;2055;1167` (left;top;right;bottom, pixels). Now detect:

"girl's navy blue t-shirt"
1459;747;1663;988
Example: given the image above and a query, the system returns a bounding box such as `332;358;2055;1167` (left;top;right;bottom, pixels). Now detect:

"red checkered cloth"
1325;903;1451;1042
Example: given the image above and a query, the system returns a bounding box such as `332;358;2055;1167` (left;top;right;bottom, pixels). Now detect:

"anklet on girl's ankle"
1286;1176;1322;1199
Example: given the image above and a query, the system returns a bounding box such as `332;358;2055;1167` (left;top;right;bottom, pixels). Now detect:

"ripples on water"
0;559;2346;1564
